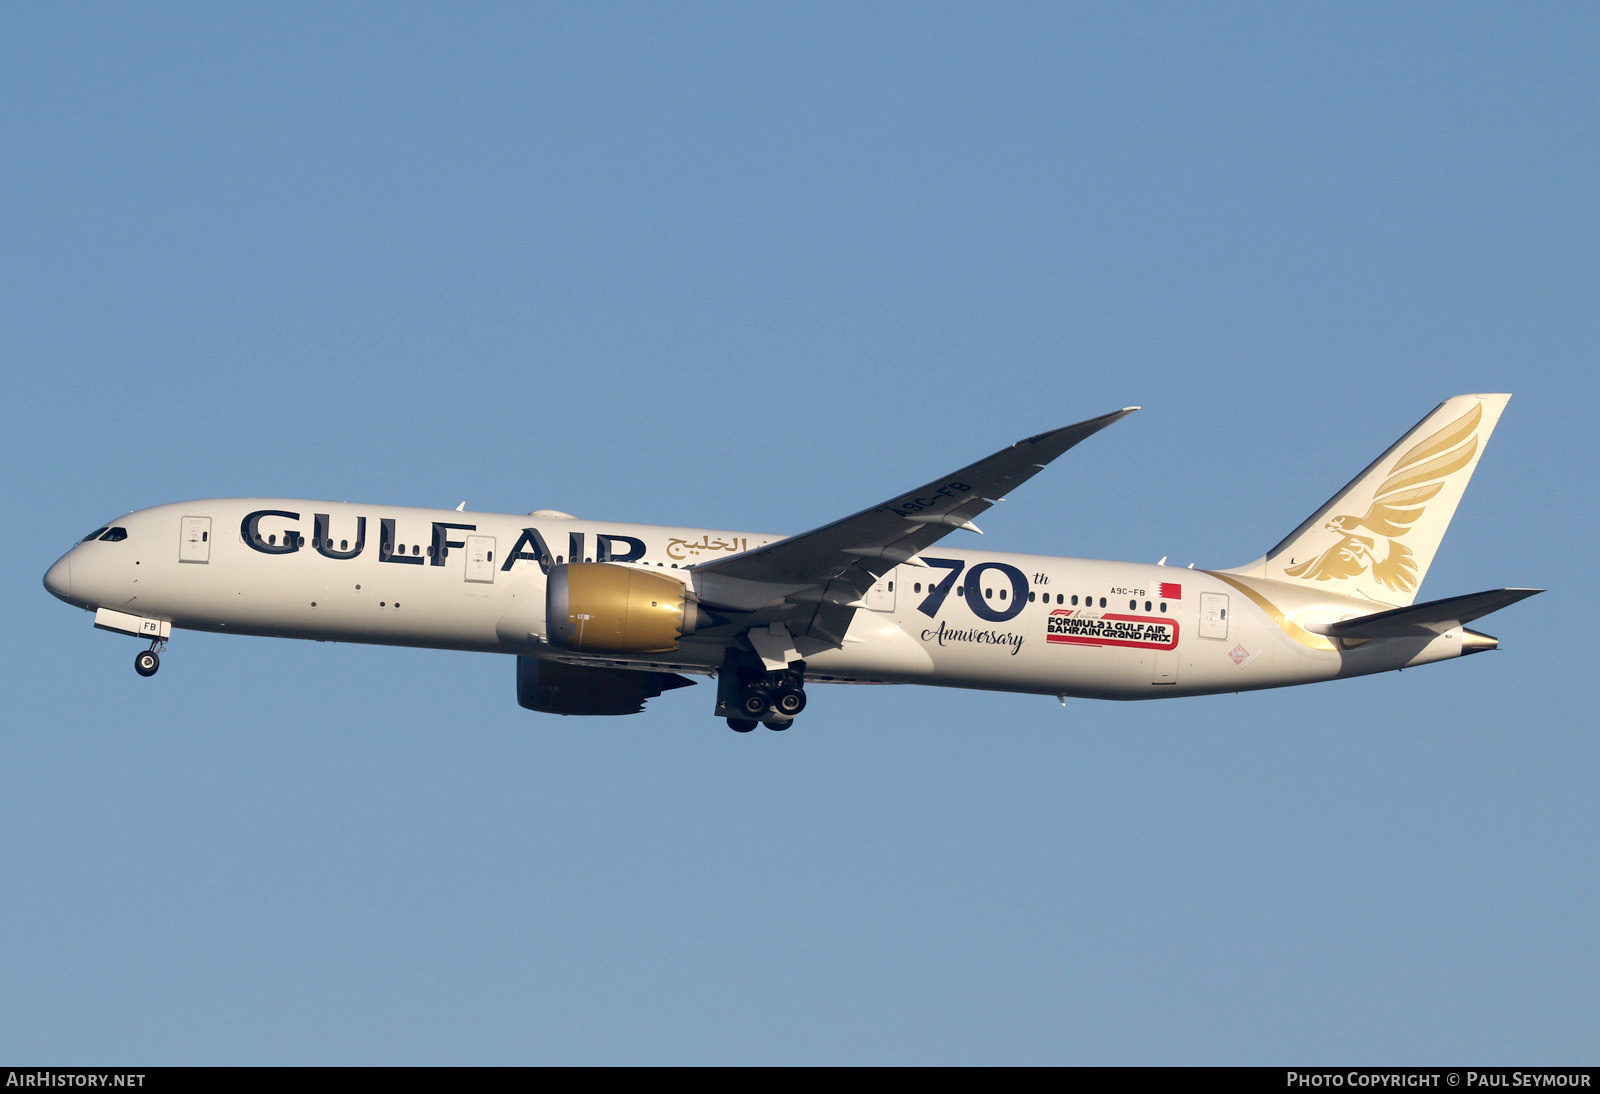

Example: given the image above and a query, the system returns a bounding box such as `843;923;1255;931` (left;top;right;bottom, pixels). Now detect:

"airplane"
42;393;1539;731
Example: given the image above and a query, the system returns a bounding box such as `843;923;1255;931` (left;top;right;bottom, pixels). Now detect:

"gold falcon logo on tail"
1282;402;1483;594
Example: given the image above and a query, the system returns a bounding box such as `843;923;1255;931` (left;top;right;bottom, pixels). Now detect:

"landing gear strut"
717;649;807;732
134;639;163;678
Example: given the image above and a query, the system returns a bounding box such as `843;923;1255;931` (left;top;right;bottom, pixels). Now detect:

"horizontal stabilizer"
1322;587;1542;640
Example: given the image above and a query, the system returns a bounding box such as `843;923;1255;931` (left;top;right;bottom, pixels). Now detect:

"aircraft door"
1199;593;1228;639
465;535;496;584
865;574;896;612
179;516;211;563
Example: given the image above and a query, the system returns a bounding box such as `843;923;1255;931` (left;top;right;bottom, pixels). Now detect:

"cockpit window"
98;527;128;542
81;527;108;542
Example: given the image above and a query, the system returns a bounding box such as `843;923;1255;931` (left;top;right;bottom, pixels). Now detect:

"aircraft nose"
43;554;72;602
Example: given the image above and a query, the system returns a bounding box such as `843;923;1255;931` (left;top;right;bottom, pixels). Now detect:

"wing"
691;407;1138;647
516;657;695;716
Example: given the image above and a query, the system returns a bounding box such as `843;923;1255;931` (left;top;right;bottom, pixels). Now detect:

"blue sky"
4;3;1596;1064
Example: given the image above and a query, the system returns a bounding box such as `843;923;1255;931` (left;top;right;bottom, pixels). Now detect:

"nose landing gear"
134;639;164;677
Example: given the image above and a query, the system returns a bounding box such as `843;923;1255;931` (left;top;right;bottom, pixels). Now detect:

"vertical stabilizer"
1224;394;1510;607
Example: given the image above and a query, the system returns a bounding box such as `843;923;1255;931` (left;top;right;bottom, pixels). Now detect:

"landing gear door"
465;535;496;584
1199;592;1228;639
179;516;211;563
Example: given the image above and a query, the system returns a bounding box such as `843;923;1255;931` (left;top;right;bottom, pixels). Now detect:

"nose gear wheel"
133;637;166;677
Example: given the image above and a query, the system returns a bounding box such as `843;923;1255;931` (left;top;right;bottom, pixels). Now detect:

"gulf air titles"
43;394;1539;731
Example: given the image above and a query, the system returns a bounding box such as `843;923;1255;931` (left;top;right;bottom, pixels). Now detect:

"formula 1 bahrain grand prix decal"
1046;609;1179;650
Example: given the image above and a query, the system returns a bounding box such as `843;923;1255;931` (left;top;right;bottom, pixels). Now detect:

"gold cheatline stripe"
1199;572;1338;652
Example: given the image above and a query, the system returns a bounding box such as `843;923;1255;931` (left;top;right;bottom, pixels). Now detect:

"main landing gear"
134;639;164;677
717;649;807;733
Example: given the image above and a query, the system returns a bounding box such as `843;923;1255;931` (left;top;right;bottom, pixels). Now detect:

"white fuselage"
45;498;1473;702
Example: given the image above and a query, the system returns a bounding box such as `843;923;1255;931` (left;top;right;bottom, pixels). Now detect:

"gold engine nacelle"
546;563;703;653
